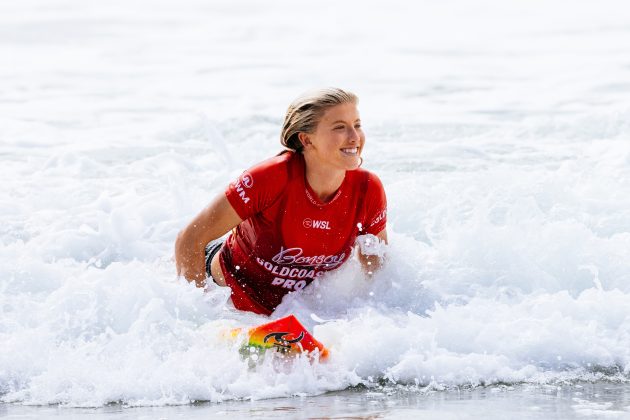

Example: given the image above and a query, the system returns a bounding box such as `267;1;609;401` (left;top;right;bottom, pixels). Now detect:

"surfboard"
226;315;329;360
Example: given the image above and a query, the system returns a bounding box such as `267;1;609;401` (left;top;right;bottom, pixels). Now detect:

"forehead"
319;102;360;123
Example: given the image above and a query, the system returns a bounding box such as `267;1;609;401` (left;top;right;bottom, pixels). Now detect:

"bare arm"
357;229;388;276
175;193;242;287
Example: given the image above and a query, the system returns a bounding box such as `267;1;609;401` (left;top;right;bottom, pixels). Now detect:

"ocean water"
3;383;630;419
1;0;630;417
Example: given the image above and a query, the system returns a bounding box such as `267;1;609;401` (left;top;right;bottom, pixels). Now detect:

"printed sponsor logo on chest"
303;218;331;230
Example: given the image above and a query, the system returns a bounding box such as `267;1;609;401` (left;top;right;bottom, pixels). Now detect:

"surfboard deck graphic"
227;315;329;360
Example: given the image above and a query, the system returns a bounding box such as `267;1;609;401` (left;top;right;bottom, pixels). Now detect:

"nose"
348;127;359;143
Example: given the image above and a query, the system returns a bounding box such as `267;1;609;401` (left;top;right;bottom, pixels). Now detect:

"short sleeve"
364;172;387;235
225;154;289;220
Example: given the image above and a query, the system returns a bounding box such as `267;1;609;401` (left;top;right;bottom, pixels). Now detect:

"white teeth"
341;148;358;154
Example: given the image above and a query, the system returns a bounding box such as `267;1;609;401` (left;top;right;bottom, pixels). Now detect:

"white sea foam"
2;0;630;408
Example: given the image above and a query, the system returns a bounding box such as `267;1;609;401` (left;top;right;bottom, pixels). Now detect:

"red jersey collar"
298;153;346;207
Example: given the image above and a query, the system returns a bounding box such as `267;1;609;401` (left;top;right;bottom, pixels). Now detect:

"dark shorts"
204;240;225;284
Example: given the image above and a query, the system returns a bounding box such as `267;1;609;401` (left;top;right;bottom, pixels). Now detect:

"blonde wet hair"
281;88;358;152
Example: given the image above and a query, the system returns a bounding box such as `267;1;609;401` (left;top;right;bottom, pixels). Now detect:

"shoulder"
226;152;297;218
365;170;384;189
349;168;385;194
244;151;295;187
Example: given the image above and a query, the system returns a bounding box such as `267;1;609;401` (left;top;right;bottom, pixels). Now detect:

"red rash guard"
220;151;387;315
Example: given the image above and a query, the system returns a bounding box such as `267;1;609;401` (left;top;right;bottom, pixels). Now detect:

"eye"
333;126;344;130
354;123;362;129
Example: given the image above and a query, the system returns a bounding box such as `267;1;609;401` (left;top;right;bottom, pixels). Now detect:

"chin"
343;157;361;170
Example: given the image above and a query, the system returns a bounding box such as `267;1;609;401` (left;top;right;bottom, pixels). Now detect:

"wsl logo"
303;218;331;230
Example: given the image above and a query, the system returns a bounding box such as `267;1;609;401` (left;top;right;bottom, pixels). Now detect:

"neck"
302;154;346;202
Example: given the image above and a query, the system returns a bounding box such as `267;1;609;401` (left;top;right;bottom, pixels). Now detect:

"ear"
298;132;311;148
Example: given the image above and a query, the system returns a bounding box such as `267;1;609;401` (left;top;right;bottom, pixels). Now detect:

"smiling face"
300;102;364;172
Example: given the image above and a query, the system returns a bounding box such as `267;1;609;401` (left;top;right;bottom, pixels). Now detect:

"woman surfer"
175;88;387;315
